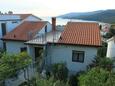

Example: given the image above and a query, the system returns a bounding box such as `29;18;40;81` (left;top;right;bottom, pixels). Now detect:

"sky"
0;0;115;17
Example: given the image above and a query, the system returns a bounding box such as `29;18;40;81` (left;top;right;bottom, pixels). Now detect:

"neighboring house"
26;19;102;74
99;22;110;35
1;21;52;86
106;36;115;59
2;21;51;54
0;13;41;49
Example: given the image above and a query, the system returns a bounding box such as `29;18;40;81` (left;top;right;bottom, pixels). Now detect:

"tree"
0;52;32;81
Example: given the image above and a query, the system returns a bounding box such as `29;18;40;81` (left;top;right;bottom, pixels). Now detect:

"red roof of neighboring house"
58;22;102;47
18;14;41;20
19;14;32;20
2;21;47;41
0;14;42;20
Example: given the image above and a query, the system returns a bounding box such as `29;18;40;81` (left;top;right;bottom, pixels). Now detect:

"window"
72;50;85;63
45;25;47;33
1;23;7;36
20;47;27;52
12;21;18;23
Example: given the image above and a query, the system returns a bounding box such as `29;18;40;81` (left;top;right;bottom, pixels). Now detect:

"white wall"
6;41;26;54
0;15;41;49
5;65;35;86
47;45;97;74
5;42;36;86
24;15;41;21
0;15;20;20
0;20;21;48
27;45;35;60
106;39;115;59
35;22;52;36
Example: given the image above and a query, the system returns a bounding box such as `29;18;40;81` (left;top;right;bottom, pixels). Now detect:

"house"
0;13;41;49
106;36;115;59
1;21;52;86
1;17;102;85
26;18;102;74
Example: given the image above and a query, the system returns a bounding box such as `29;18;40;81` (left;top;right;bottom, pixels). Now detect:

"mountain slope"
58;10;115;23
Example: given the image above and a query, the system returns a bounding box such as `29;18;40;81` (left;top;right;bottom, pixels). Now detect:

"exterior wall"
24;15;41;21
5;42;36;86
106;40;115;59
27;45;35;60
5;65;35;86
47;45;98;74
0;15;20;20
6;21;21;32
0;20;21;48
35;22;52;36
5;41;26;54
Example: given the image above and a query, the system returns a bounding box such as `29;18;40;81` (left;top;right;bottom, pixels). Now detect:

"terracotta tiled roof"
58;22;102;47
19;14;32;20
2;21;47;41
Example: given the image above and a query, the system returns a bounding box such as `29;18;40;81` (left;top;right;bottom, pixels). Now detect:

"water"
41;17;69;25
41;17;97;25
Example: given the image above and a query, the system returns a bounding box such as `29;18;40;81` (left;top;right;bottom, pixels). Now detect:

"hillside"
58;10;115;23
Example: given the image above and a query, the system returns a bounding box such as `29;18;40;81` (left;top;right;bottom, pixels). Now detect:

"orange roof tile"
19;14;32;20
2;21;47;41
58;22;102;47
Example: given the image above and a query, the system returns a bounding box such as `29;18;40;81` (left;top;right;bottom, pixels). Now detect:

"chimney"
52;17;56;31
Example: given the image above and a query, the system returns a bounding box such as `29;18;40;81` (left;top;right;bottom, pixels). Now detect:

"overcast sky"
0;0;115;17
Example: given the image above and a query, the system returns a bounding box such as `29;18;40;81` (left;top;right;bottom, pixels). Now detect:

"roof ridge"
68;21;98;24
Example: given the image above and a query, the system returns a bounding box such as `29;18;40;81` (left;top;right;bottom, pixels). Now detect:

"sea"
41;17;96;25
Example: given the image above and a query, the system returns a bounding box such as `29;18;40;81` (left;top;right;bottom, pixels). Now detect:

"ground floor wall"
5;65;35;86
5;41;26;54
47;45;98;74
4;42;36;86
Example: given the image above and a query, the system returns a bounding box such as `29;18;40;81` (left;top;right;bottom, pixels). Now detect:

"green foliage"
52;63;68;81
89;56;113;71
19;75;69;86
97;42;107;57
0;52;32;81
97;57;113;69
36;75;69;86
0;48;4;58
79;67;115;86
69;75;78;86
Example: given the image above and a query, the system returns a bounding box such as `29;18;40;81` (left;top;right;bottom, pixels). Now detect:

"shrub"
79;67;115;86
69;75;78;86
52;63;68;81
88;56;113;71
0;52;32;81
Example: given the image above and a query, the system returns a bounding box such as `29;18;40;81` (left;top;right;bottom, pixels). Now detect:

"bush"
69;75;78;86
52;63;68;81
20;75;69;86
79;67;115;86
0;52;32;81
88;55;113;71
97;42;107;57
